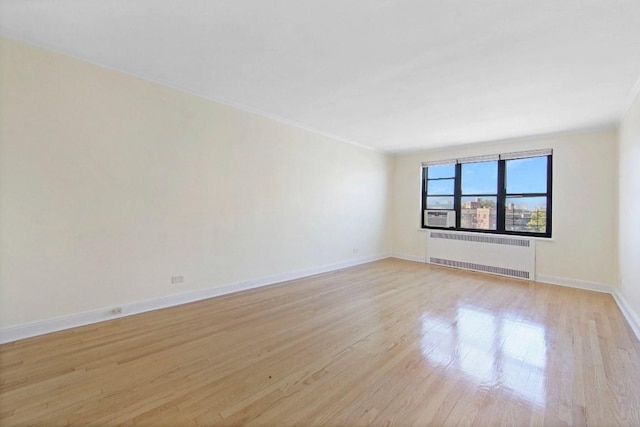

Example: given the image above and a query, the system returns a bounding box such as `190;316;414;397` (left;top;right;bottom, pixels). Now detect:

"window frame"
421;151;552;238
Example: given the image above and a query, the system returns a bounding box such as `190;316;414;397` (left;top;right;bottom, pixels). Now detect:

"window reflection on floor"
420;306;547;407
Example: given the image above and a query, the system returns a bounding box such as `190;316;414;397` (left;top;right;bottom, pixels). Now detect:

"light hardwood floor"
1;258;640;426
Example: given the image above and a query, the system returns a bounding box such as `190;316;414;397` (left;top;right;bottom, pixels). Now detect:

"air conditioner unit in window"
425;210;456;228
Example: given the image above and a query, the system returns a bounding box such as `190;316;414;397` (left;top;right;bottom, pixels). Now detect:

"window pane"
427;179;454;195
427;164;455;179
461;161;497;194
461;197;497;230
506;156;547;194
505;197;547;233
426;196;454;210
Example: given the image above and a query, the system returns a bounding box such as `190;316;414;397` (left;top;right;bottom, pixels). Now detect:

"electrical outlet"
171;275;184;284
353;248;359;254
111;307;122;315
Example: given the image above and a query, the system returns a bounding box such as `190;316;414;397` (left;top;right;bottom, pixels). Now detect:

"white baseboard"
612;289;640;342
389;253;425;263
535;274;614;294
0;253;388;344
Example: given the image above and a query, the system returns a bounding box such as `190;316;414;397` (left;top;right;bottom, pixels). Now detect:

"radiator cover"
426;231;536;280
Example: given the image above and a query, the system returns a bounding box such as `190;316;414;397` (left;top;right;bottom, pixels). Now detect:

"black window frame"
421;152;552;238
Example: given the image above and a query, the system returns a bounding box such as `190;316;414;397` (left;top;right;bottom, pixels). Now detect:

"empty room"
1;1;640;425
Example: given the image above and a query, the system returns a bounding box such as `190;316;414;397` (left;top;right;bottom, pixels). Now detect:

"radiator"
426;231;535;280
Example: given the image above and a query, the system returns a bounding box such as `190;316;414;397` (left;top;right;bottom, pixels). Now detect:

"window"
425;164;455;210
421;149;552;238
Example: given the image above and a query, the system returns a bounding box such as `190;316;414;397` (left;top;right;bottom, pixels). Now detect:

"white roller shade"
500;149;552;160
422;159;456;167
457;154;499;164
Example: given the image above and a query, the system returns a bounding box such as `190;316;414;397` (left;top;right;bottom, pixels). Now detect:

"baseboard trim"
612;290;640;342
389;253;425;263
535;274;614;294
0;253;389;344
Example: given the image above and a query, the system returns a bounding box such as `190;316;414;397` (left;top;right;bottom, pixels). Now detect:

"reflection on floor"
421;306;547;407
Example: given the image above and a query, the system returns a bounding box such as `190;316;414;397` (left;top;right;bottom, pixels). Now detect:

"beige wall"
390;130;619;286
619;89;640;319
0;37;391;328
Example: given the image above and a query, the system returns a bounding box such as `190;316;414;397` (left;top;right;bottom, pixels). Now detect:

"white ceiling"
1;1;640;153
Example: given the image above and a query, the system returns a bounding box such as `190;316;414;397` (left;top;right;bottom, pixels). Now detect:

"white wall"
618;88;640;322
390;130;619;287
0;37;391;328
